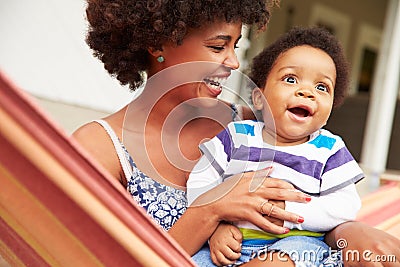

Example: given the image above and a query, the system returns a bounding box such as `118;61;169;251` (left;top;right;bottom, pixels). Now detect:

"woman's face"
155;20;242;102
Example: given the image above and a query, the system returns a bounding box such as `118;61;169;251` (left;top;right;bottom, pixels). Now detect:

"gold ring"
267;203;275;217
259;200;269;214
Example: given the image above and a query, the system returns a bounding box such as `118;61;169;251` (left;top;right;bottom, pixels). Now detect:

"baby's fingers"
230;224;243;245
211;249;241;266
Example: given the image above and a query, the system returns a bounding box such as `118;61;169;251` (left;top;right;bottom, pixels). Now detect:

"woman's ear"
148;47;165;63
147;47;162;57
252;88;264;110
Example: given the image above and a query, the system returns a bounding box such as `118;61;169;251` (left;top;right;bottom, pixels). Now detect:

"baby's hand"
209;222;242;266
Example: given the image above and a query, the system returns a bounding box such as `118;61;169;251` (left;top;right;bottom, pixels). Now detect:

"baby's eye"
316;84;328;92
283;76;296;84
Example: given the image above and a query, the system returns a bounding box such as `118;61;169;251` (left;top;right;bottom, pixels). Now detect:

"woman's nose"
224;50;240;70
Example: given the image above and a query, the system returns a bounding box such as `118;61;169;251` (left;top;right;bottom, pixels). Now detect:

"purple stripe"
274;151;323;179
216;129;233;161
232;146;323;179
231;146;273;162
323;147;354;173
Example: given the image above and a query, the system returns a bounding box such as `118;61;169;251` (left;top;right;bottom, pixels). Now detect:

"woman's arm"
171;171;310;255
325;221;400;266
168;203;220;256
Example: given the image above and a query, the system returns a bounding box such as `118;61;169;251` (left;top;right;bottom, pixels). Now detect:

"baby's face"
258;45;336;145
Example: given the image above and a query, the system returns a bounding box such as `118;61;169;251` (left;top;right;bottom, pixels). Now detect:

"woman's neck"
125;85;192;130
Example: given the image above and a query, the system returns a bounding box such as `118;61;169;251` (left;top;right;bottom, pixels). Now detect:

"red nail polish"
298;216;304;223
283;228;290;234
305;196;312;202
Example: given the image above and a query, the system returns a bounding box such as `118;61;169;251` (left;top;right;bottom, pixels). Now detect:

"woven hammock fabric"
0;71;195;267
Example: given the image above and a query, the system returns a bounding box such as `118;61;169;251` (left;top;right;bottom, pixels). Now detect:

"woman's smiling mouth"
203;76;228;96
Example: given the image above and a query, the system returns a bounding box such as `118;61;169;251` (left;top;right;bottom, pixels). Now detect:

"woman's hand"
209;223;242;266
191;168;310;235
325;221;400;266
264;199;286;227
172;168;308;255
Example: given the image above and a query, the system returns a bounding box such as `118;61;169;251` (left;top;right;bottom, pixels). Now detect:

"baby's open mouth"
288;107;311;117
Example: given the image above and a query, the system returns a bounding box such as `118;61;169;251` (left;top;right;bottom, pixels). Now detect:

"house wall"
0;1;133;113
247;0;388;61
34;96;110;134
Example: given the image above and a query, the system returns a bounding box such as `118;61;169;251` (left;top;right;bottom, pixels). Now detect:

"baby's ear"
252;87;264;110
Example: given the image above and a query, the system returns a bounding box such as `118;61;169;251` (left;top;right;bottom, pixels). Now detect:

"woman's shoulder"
73;119;114;146
72;119;123;182
73;107;126;150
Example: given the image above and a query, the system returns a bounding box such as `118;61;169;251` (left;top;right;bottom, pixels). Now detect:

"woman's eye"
316;84;328;92
284;76;296;84
208;46;224;51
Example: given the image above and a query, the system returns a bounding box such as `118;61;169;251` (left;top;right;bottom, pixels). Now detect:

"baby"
187;26;363;266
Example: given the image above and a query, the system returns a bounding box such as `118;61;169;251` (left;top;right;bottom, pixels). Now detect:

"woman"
74;0;400;266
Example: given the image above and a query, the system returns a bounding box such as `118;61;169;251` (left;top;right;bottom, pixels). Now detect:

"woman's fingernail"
283;228;290;234
305;196;312;202
297;216;304;223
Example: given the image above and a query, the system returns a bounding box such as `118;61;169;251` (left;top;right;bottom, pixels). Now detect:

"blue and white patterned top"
95;119;187;231
125;152;187;231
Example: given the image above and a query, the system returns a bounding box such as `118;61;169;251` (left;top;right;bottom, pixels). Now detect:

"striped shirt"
187;120;363;241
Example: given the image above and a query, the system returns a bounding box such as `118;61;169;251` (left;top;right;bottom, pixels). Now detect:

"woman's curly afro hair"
86;0;279;90
249;26;350;108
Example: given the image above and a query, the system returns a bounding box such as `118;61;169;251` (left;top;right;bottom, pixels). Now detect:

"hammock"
0;71;196;267
356;180;400;239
